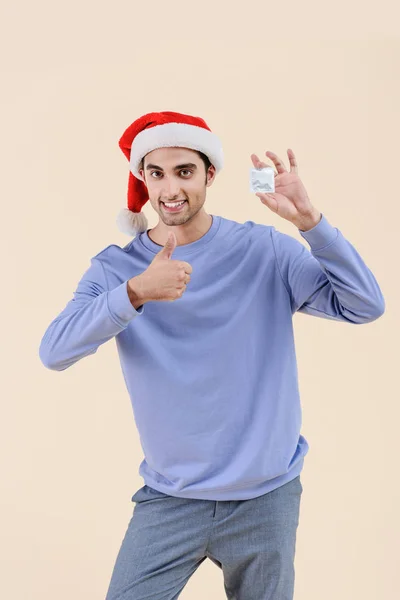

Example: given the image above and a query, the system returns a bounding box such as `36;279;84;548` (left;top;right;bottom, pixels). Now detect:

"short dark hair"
139;150;212;175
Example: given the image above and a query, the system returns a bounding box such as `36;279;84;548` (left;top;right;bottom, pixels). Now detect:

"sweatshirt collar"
137;214;221;257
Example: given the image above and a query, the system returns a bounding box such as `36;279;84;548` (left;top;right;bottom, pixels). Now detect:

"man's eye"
150;170;192;178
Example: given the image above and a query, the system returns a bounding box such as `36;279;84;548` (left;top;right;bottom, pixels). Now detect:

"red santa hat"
117;111;224;236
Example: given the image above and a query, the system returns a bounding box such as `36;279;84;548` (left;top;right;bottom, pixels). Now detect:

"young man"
39;111;385;600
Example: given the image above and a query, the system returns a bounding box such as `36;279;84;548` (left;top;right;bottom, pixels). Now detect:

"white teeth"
164;200;185;207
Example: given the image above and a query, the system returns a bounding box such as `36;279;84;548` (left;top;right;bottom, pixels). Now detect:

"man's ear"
206;165;216;187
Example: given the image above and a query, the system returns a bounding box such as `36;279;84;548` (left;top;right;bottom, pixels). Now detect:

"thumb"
157;231;177;260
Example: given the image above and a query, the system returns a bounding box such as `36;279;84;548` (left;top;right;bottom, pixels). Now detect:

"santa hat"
117;111;224;236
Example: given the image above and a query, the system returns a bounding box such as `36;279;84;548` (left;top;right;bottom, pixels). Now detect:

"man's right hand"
127;231;192;307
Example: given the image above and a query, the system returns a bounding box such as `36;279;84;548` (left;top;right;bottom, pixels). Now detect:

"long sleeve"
270;213;385;323
39;257;144;371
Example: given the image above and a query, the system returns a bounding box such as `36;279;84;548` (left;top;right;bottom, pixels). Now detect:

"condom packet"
250;167;275;193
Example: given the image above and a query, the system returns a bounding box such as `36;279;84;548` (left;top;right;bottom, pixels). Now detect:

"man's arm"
38;258;144;371
270;213;385;323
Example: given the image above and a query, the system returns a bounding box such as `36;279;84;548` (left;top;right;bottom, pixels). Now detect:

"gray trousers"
105;475;303;600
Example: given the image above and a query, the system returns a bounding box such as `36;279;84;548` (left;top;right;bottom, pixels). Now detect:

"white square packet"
250;167;275;193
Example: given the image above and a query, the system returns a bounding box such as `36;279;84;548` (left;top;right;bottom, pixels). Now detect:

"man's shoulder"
91;239;134;261
218;214;274;239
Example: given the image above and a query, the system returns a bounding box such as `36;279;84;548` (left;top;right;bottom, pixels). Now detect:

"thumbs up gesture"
127;231;192;306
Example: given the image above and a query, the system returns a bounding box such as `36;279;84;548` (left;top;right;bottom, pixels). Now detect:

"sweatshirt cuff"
107;280;144;327
298;213;338;251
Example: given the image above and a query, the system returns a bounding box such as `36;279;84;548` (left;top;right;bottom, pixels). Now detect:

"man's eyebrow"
145;162;198;171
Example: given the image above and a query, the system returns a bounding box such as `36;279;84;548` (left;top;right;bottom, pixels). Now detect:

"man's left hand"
251;149;321;232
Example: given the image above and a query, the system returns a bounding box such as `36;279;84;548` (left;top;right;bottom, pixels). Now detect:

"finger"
287;148;298;174
158;231;177;260
251;153;269;170
264;151;287;174
181;261;193;274
251;153;278;178
256;192;278;213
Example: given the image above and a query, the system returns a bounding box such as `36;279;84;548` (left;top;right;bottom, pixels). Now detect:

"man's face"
139;147;216;226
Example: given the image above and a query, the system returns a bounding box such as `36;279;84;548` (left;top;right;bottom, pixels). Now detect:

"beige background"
1;1;399;598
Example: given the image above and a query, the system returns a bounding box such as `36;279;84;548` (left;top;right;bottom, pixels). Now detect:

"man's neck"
148;212;213;247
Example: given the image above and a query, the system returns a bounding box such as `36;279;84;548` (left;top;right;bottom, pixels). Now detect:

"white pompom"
116;208;148;237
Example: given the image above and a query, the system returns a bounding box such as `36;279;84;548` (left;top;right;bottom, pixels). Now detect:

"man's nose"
162;178;182;198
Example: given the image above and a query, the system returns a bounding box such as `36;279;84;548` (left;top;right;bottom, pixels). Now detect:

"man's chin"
160;210;191;226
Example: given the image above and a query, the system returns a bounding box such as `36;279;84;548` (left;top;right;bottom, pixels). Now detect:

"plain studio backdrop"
1;1;398;599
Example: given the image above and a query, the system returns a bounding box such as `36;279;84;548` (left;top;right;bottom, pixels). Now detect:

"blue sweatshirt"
39;213;385;500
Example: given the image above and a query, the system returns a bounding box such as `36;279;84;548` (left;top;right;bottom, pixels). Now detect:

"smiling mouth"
161;200;188;211
161;200;187;205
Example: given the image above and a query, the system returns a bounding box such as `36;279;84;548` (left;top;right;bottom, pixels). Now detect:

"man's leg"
205;476;303;600
105;485;211;600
